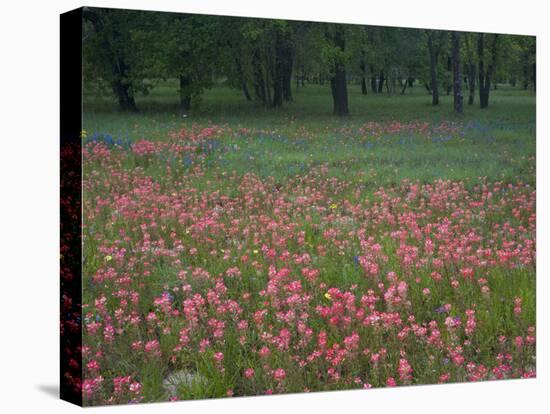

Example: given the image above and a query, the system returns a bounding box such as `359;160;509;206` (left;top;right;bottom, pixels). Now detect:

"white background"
0;0;548;412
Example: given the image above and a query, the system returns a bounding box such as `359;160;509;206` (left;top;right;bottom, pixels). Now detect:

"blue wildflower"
434;306;447;314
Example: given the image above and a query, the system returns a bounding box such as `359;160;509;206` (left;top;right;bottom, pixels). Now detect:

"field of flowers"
81;120;535;405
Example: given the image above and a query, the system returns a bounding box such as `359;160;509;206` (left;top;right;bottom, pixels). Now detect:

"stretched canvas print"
60;6;536;406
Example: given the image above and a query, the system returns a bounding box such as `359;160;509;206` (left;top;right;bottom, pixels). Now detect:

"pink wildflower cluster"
79;124;536;405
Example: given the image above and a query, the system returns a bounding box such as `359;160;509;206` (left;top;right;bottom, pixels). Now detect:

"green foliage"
319;24;350;77
158;13;221;106
83;8;158;102
82;8;536;112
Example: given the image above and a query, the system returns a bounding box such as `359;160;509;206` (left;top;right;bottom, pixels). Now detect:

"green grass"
83;81;535;191
84;81;535;134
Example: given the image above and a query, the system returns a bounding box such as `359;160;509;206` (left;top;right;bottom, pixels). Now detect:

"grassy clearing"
84;82;535;132
84;83;535;191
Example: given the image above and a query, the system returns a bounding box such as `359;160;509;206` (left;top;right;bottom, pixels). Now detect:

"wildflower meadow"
80;114;535;404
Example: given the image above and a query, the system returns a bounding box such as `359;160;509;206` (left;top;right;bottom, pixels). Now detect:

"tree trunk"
272;83;283;107
522;60;529;89
532;61;536;92
86;10;138;112
265;69;273;107
360;60;367;94
242;83;251;101
331;69;348;115
424;82;431;93
329;25;349;116
467;64;476;105
282;67;292;101
478;33;499;109
401;80;408;95
179;75;192;111
235;56;251;101
401;77;414;94
391;72;397;93
271;29;285;108
427;31;439;106
478;33;489;108
479;88;489;108
378;70;385;93
281;30;293;102
272;71;283;108
452;32;464;114
446;56;452;95
113;79;138;112
252;49;268;105
370;72;377;93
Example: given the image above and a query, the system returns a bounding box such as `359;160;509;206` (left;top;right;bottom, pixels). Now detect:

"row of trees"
82;7;536;115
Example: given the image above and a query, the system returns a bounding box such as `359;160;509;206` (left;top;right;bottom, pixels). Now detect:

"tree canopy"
82;7;536;114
